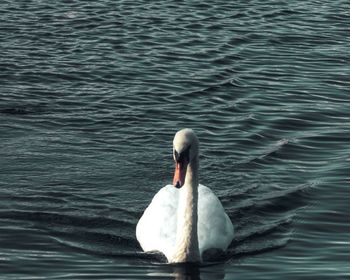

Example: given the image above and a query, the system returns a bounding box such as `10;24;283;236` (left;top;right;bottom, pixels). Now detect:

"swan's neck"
171;157;201;263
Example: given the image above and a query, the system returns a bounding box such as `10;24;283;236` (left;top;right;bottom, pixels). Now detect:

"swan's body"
136;184;233;262
136;129;234;263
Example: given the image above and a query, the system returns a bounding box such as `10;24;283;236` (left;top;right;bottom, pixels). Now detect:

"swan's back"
136;184;234;261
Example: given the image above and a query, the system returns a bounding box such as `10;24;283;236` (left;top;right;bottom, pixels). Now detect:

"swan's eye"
174;146;190;163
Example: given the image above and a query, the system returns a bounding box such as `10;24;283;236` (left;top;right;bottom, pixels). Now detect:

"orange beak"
173;160;188;188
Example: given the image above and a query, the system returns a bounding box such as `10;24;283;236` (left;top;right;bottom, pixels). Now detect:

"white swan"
136;128;234;263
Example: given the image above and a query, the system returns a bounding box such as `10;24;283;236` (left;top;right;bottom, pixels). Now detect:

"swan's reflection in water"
146;262;225;280
171;264;201;280
171;263;225;280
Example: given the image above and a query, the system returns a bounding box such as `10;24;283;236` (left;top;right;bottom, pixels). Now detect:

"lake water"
1;0;349;279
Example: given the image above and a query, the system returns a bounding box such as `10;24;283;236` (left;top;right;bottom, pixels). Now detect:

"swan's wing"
136;185;178;260
197;184;234;255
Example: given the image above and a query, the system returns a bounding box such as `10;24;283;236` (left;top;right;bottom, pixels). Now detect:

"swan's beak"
173;160;188;189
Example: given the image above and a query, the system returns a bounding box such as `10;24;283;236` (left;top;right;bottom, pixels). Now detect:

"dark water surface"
1;0;349;279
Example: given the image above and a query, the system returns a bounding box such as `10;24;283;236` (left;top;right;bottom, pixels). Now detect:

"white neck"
170;156;201;263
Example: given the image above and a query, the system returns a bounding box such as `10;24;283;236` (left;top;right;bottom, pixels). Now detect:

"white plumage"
136;184;234;261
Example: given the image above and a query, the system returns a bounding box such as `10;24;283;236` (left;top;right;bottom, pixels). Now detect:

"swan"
136;128;234;263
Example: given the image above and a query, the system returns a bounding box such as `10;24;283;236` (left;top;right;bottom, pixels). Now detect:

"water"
1;0;349;279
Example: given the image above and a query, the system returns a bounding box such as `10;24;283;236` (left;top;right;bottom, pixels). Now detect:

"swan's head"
172;128;199;188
